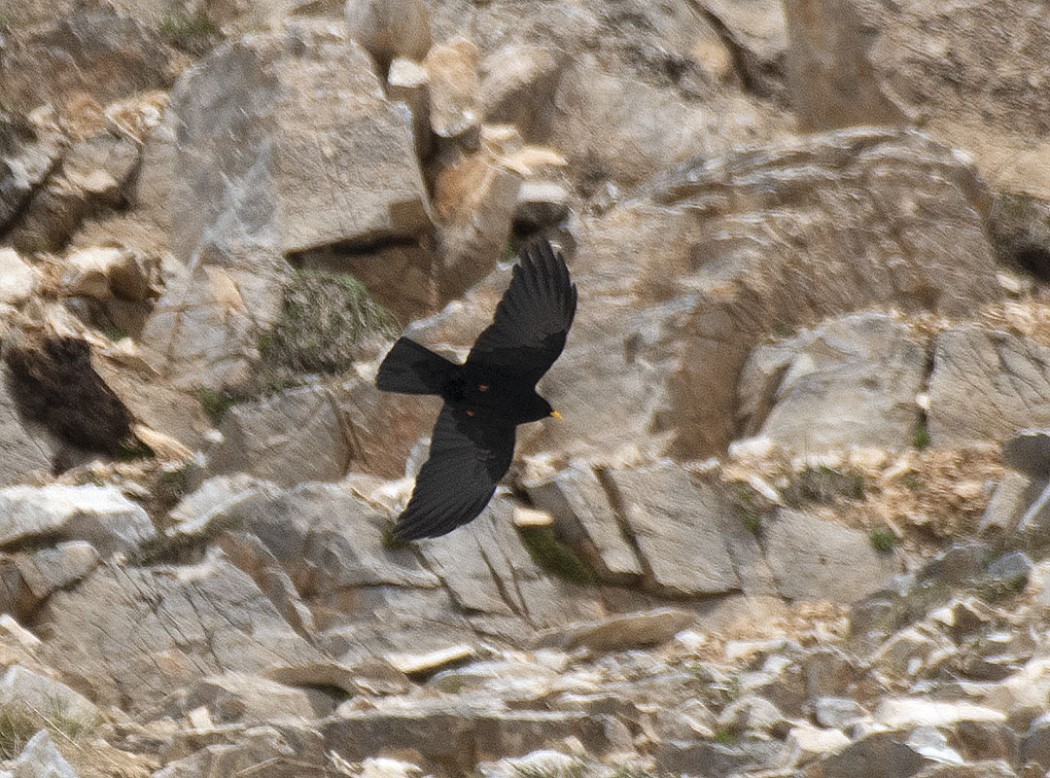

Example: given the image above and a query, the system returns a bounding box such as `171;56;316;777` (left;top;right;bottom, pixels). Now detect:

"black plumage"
376;239;577;540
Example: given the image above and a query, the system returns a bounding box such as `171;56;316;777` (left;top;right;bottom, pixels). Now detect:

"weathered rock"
718;694;792;738
417;497;602;636
387;58;432;159
765;509;898;602
141;25;430;389
0;664;101;730
323;704;609;773
479;44;563;137
533;609;695;652
15;541;99;600
803;729;933;778
513;181;571;231
90;351;211;451
738;313;927;450
782;0;1050;199
875;698;1006;731
429;657;558;703
549;130;996;462
603;463;773;597
655;737;785;777
266;658;411;697
0;365;60;486
39;553;323;711
156;671;335;725
980;471;1043;535
10;729;79;778
61;246;159;302
433;145;521;299
0;249;39;307
813;697;869;730
525;463;643;581
0;484;155;555
782;722;853;768
0;11;175;113
928;327;1050;446
345;0;432;77
9;132;141;252
385;644;476;677
425;37;480;143
1021;713;1050;770
0;117;63;231
912;764;1017;778
202;386;350;487
1003;429;1050;479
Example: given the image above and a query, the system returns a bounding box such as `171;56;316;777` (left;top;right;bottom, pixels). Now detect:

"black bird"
376;239;577;540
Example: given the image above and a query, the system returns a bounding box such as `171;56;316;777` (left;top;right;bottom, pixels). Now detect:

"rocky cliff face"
1;1;1049;776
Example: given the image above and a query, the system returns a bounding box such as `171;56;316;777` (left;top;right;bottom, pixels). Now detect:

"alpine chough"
376;239;577;540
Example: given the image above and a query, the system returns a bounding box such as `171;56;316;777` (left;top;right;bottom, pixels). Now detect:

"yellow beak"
550;411;563;420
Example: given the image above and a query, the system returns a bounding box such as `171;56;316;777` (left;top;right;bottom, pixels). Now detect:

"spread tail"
376;337;456;395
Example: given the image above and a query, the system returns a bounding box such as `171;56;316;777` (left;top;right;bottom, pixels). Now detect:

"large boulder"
140;24;431;389
928;326;1050;446
738;313;928;451
39;554;322;711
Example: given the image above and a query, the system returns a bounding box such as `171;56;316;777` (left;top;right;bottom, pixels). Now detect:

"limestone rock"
765;509;898;602
0;11;175;113
604;463;773;597
433;145;521;300
0;249;39;307
141;26;430;389
928;327;1050;446
802;729;933;778
782;0;1050;199
417;497;602;635
387;58;432;159
543;129;995;462
0;365;60;486
0;484;155;556
782;722;852;768
479;44;563;136
61;247;159;302
525;463;643;581
1003;429;1050;479
157;671;335;725
875;698;1006;730
738;313;927;451
0;664;102;729
655;737;785;777
345;0;431;76
40;554;322;711
202;386;350;487
10;730;79;778
532;609;695;652
15;541;99;600
424;38;480;142
513;181;571;231
9;133;141;252
0;114;63;231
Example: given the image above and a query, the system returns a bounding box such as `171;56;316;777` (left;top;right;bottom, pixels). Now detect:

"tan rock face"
139;25;431;390
783;0;1050;198
345;0;432;76
0;11;177;114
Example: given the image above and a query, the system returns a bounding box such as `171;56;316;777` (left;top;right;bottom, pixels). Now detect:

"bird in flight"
376;239;577;541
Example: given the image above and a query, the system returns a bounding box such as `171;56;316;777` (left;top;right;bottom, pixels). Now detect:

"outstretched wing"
393;405;516;540
465;239;577;387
